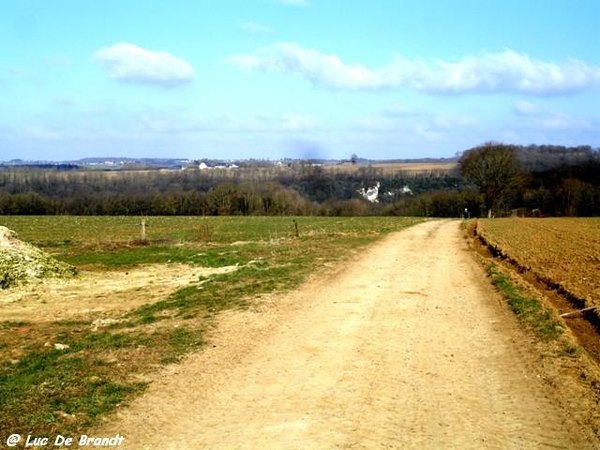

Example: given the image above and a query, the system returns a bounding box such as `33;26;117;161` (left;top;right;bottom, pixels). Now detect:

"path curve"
97;220;595;449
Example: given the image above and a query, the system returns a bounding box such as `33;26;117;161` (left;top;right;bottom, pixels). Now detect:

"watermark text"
4;434;125;447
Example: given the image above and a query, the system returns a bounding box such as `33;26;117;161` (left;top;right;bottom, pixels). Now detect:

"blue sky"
1;0;599;162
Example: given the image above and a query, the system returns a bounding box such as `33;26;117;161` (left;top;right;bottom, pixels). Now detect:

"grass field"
475;218;600;308
0;216;425;437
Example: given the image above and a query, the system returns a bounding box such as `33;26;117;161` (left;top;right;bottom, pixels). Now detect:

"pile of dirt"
0;226;77;289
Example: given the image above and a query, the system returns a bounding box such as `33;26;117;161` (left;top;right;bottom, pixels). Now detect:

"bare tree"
459;142;523;217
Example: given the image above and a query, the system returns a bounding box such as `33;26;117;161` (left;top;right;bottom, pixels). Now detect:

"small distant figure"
463;208;470;219
531;208;543;218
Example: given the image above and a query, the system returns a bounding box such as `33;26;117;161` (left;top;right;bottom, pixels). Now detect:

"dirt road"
97;220;595;449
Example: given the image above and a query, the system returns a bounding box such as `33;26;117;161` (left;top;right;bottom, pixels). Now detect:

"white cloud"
122;109;321;137
240;21;274;34
530;113;593;132
355;106;478;146
226;43;600;95
511;101;594;131
227;113;321;132
94;43;194;86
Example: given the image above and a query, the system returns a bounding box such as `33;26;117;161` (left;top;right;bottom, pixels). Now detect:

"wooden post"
560;306;597;318
140;217;147;241
293;219;299;238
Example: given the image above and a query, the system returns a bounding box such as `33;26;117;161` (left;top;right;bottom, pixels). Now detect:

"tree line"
459;143;599;217
0;164;463;216
0;144;598;217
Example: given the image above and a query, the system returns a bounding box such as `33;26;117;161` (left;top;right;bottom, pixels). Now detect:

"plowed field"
475;218;600;308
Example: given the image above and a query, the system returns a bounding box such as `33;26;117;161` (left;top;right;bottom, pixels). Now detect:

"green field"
1;215;423;245
0;216;424;437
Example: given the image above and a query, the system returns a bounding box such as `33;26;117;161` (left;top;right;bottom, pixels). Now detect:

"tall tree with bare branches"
459;142;523;217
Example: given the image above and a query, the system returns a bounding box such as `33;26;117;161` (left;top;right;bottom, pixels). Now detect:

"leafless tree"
459;142;523;217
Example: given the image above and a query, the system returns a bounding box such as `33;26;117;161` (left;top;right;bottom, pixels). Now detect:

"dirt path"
96;220;596;449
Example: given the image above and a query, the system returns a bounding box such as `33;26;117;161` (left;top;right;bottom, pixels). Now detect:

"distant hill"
2;145;597;173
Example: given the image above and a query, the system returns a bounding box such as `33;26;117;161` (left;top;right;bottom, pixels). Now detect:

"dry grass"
323;161;458;175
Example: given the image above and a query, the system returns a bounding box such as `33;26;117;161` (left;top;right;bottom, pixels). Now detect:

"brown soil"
472;220;600;365
473;218;600;310
92;220;599;449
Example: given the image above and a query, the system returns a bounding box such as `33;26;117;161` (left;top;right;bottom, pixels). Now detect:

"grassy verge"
486;263;564;342
0;216;425;438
